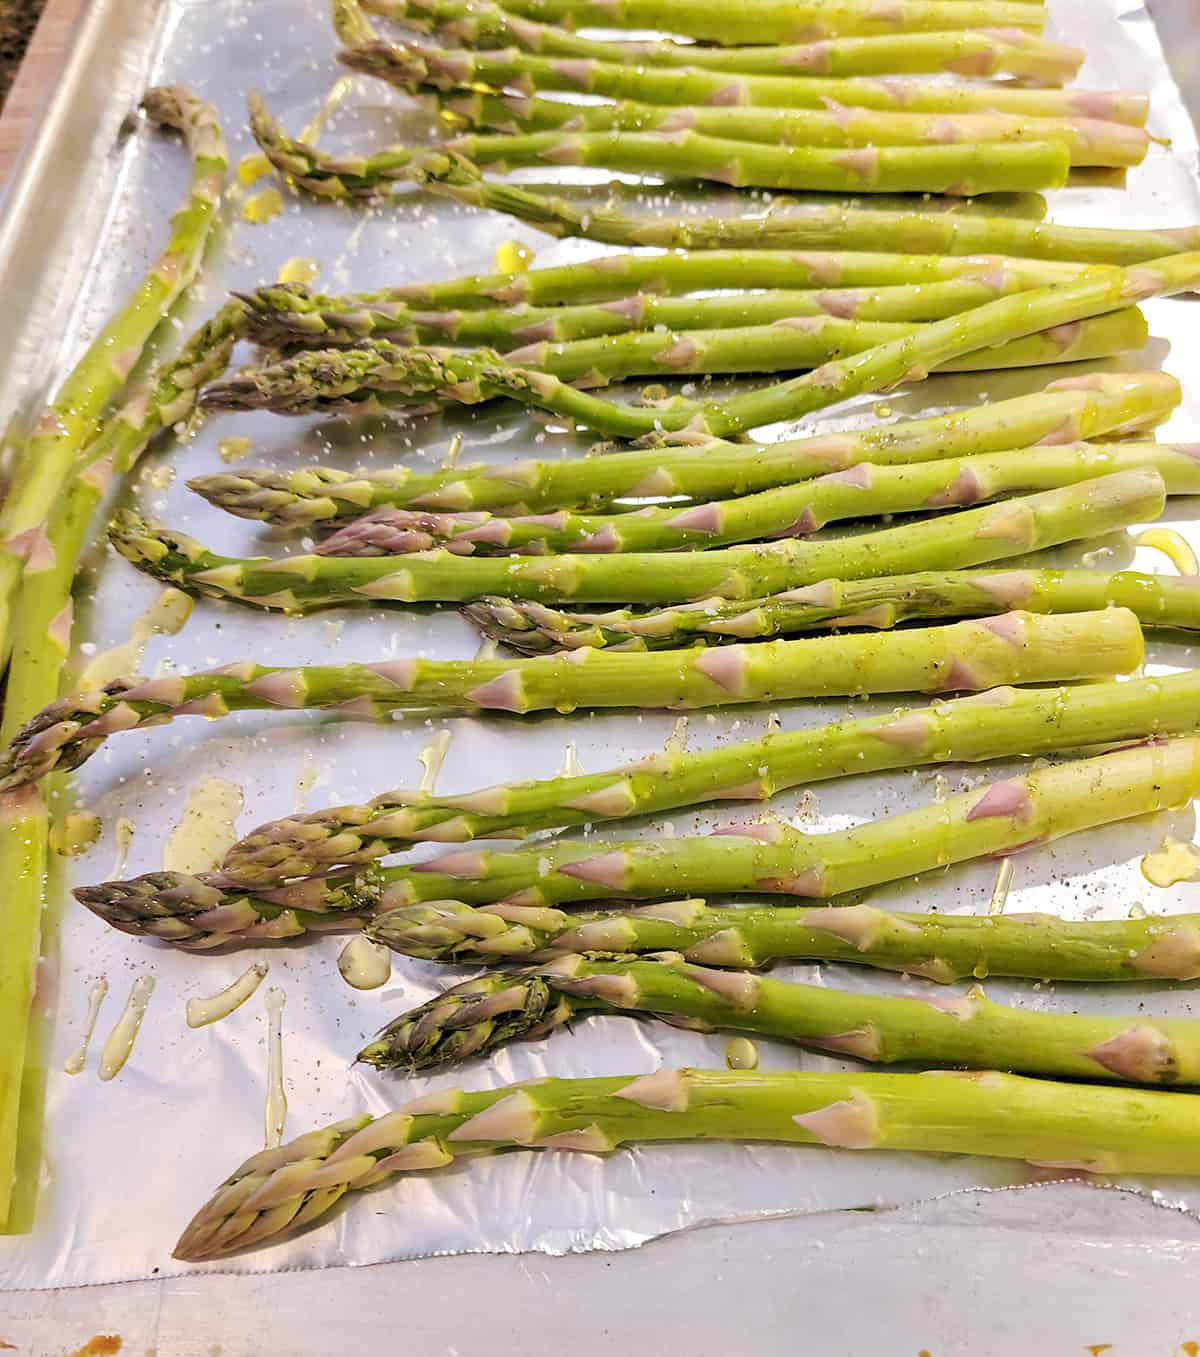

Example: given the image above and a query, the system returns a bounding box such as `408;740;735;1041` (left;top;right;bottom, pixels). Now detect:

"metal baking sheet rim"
5;0;1200;1291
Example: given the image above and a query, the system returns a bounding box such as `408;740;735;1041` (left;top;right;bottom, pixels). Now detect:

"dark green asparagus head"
358;970;574;1070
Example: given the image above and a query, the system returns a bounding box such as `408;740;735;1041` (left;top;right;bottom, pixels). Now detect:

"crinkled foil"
5;0;1200;1290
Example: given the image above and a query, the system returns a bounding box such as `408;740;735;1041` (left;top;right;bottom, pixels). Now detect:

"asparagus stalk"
339;41;1144;124
415;0;1049;41
408;157;1198;262
362;0;1081;83
0;609;1141;789
0;87;226;674
467;566;1200;653
368;897;1200;982
111;470;1168;607
242;244;1093;317
265;114;1074;198
313;441;1195;558
81;665;1200;901
441;95;1148;169
245;279;1110;351
208;309;1148;417
175;1067;1200;1261
190;371;1180;524
0;88;228;1232
282;253;1199;438
359;951;1200;1083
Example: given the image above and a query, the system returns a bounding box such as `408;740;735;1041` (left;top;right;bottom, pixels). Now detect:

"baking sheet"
5;0;1200;1291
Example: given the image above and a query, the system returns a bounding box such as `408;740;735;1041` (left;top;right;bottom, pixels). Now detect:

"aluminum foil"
5;0;1200;1291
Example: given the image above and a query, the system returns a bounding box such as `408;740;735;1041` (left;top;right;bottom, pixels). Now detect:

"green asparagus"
437;93;1147;168
0;87;227;1232
207;310;1149;415
277;251;1198;437
113;470;1167;606
172;1068;1200;1261
190;371;1179;524
368;897;1200;982
465;566;1200;653
75;666;1200;901
339;40;1144;124
359;951;1200;1083
0;609;1141;789
362;0;1081;83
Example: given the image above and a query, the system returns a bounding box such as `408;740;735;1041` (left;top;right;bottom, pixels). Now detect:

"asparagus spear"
0;609;1141;789
172;1068;1200;1261
208;310;1148;416
467;566;1200;653
414;0;1049;42
409;156;1197;261
263;112;1075;197
362;0;1081;83
110;470;1168;607
246;279;1113;351
268;253;1199;438
0;88;228;1232
313;441;1196;558
438;94;1147;168
339;40;1143;124
82;665;1200;902
190;371;1180;523
360;951;1200;1083
368;897;1200;982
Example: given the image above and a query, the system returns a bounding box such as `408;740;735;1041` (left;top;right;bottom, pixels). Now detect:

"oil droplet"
987;858;1013;915
108;816;135;880
242;187;284;225
494;239;534;273
294;751;321;811
337;935;392;991
1128;900;1148;919
63;976;108;1074
1141;836;1200;887
238;151;271;186
98;975;155;1081
418;729;453;794
218;435;253;464
322;617;345;647
440;432;464;470
277;256;320;286
1135;528;1198;577
50;810;101;857
79;588;193;688
162;778;245;875
725;1037;758;1070
665;716;689;755
187;962;269;1028
560;741;581;777
144;463;174;490
873;402;893;419
264;986;288;1148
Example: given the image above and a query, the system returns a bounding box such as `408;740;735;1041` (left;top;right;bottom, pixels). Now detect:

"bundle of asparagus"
0;89;239;1233
75;736;1200;940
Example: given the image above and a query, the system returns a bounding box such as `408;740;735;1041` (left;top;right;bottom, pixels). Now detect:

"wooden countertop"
0;0;88;182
